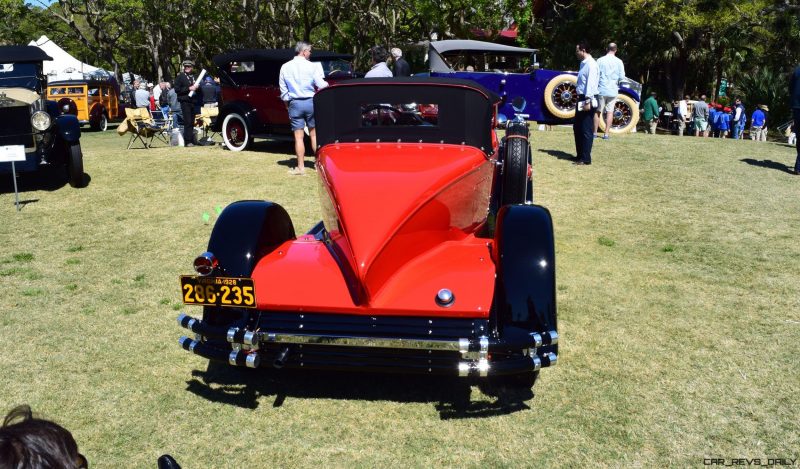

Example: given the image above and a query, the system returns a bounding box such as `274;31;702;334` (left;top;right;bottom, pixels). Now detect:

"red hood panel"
318;143;493;296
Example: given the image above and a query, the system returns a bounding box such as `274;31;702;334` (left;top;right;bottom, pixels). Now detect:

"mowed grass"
1;127;798;467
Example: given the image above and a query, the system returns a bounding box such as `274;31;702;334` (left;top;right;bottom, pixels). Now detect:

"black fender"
492;204;557;352
54;114;81;143
214;100;261;133
202;200;295;333
207;200;296;277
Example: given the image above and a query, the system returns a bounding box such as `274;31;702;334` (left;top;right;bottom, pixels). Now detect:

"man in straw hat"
174;59;198;146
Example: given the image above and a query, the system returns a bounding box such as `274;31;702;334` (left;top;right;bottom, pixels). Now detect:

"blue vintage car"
427;40;641;133
0;45;86;188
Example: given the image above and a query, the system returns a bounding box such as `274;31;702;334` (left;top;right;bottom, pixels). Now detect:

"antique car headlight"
31;110;51;131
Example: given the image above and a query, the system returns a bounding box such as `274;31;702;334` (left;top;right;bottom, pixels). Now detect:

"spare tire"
501;123;531;205
543;74;578;119
57;98;78;117
598;94;640;134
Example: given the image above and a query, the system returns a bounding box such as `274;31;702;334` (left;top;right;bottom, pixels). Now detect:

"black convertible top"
212;49;353;68
315;77;499;154
0;45;53;63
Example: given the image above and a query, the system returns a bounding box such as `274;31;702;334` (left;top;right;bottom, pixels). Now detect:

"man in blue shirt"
573;41;599;165
594;42;625;139
750;106;765;141
279;41;329;175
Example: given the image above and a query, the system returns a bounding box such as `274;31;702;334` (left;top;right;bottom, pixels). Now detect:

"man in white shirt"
594;43;625;139
364;46;393;78
677;95;689;136
573;42;599;165
279;41;329;175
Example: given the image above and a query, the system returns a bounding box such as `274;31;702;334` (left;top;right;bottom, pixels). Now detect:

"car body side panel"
250;235;494;318
221;87;288;132
431;69;565;122
317;143;493;295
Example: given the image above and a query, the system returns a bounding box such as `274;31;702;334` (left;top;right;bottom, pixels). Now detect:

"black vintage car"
0;46;86;188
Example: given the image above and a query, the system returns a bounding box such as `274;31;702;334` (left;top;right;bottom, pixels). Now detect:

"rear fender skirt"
54;114;81;143
207;200;296;277
492;204;557;349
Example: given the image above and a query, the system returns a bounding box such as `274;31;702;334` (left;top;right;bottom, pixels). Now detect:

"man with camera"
573;42;599;165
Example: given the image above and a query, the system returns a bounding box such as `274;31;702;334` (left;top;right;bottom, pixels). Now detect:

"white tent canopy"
28;35;99;80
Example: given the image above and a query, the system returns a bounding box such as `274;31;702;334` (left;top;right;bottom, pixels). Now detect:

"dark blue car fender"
492;204;557;353
55;114;81;143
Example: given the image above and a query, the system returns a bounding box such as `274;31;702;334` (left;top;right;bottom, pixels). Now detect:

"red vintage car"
177;78;557;391
211;48;354;151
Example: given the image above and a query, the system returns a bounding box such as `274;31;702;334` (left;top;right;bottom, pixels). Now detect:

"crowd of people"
113;40;799;175
122;63;221;147
643;93;773;141
572;40;799;174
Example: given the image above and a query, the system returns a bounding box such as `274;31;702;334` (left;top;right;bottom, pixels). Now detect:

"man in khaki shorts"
594;43;626;139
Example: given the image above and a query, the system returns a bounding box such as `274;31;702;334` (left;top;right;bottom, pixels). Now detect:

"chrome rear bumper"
177;312;558;378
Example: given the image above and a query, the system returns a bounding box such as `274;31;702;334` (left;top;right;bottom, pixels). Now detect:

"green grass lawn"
1;128;798;467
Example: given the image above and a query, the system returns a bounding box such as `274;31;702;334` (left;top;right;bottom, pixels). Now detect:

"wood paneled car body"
47;77;123;131
177;78;558;391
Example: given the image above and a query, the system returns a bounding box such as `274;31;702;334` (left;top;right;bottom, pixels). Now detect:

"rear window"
361;102;438;127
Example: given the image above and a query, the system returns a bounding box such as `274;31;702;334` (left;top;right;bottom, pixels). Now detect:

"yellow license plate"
180;276;257;308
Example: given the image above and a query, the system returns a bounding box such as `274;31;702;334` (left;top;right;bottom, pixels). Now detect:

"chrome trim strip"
532;355;542;371
261;332;466;352
479;336;489;360
245;353;260;369
477;358;489;377
243;331;258;346
540;352;557;367
457;358;492;377
530;332;543;348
